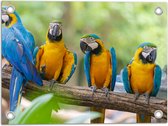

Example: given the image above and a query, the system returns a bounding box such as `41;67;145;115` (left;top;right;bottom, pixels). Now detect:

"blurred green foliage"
2;1;167;86
9;93;100;124
9;94;55;124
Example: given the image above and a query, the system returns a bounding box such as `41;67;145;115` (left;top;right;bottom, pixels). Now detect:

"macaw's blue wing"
13;27;34;63
84;51;91;87
10;67;25;111
150;65;162;96
122;67;133;93
26;31;35;53
58;51;77;83
2;29;43;86
2;27;13;57
2;27;34;63
110;47;117;91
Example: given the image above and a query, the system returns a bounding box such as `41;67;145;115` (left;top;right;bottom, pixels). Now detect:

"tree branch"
2;66;167;120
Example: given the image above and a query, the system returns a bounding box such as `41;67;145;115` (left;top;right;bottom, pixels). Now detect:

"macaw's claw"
90;86;97;95
48;79;58;91
134;92;140;102
101;87;109;97
144;93;150;104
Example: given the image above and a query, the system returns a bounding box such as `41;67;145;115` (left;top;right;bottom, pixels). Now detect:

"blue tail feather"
32;64;43;86
110;47;117;91
10;67;25;111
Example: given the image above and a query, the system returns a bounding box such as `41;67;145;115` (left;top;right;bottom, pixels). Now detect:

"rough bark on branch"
2;66;167;120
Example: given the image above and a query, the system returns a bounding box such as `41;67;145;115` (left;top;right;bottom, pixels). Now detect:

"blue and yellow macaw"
122;42;162;123
80;34;117;123
35;22;77;86
2;6;43;111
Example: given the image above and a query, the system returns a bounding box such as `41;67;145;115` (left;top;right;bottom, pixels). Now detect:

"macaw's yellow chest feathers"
130;47;156;94
130;61;155;94
90;50;111;88
38;39;66;80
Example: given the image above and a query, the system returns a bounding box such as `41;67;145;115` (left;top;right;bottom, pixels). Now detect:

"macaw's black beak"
80;41;92;54
147;49;157;63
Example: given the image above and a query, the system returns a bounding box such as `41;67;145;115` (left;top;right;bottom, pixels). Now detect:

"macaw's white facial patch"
142;47;156;58
88;42;98;50
143;46;156;53
58;29;62;36
49;28;53;35
142;52;150;58
80;37;99;50
81;37;96;44
7;6;15;14
2;15;9;23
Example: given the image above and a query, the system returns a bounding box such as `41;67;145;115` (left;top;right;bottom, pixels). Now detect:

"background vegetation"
2;1;167;124
2;2;167;84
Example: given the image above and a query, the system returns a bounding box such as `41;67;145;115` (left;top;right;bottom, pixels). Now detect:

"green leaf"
9;93;58;124
66;111;101;123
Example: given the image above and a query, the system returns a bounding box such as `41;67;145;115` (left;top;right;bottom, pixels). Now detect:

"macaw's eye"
7;6;15;14
143;46;150;53
89;37;95;42
143;46;148;50
90;37;94;40
49;23;54;27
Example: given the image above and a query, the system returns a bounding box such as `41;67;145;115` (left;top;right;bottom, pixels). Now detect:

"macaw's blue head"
2;6;22;28
80;34;103;55
137;42;157;64
47;21;63;42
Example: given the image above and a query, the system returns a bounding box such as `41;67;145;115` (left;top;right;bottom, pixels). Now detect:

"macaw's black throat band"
92;43;102;55
48;32;62;42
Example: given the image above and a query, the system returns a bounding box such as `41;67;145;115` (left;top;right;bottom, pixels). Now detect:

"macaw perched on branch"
122;42;162;123
80;34;117;123
35;22;77;87
2;6;43;111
